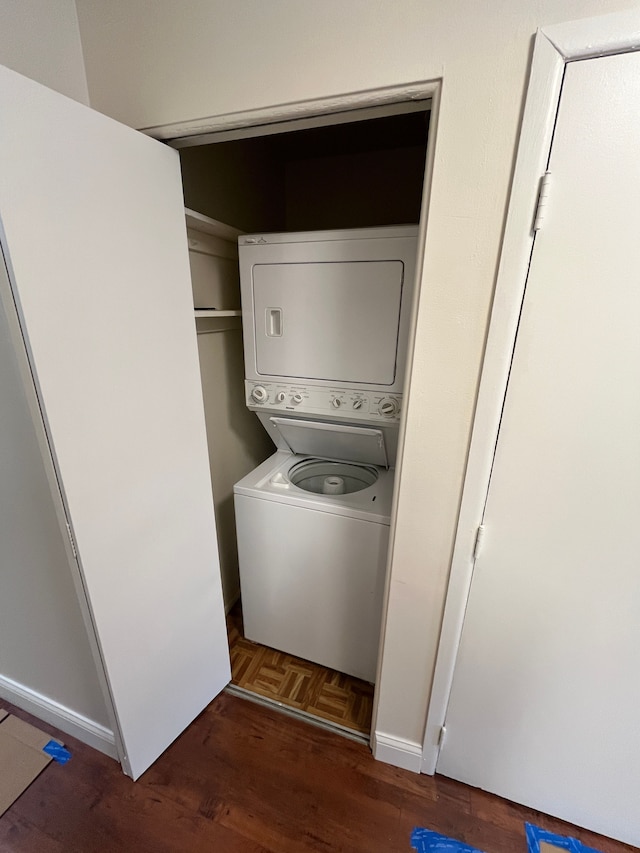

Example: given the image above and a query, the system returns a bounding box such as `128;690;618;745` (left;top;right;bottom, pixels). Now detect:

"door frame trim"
147;80;440;770
140;81;434;144
421;8;640;773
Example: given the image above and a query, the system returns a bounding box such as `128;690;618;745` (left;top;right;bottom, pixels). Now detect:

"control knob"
276;391;286;403
331;397;342;409
379;397;399;417
292;393;303;405
251;385;268;404
353;399;363;410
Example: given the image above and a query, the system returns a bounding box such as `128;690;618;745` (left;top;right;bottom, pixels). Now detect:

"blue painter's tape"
42;740;71;764
411;828;486;853
526;824;602;853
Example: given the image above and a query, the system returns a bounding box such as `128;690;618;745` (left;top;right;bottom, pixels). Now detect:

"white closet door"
0;65;230;779
437;51;640;846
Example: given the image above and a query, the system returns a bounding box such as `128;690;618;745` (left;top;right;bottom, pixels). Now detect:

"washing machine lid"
269;417;388;467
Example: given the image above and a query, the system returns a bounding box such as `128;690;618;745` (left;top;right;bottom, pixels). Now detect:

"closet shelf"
194;309;241;318
185;208;243;241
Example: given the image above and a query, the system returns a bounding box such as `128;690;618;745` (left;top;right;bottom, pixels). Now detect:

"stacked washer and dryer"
234;225;418;684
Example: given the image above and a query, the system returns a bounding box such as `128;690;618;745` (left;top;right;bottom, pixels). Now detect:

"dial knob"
251;385;268;403
353;399;363;410
332;398;342;408
276;391;286;403
292;393;303;404
379;397;399;417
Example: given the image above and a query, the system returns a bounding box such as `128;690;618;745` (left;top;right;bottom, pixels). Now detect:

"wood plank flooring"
227;603;374;734
0;696;636;853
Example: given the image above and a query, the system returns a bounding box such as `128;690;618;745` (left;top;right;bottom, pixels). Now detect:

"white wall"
0;266;109;727
0;0;88;103
74;0;638;752
187;223;275;610
0;0;108;731
197;327;275;608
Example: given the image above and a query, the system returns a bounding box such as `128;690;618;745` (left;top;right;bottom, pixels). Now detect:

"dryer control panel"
245;381;402;422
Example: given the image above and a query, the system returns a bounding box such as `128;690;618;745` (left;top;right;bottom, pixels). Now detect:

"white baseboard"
372;730;423;773
0;673;118;760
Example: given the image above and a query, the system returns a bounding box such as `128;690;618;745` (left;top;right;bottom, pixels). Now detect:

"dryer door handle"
266;307;283;337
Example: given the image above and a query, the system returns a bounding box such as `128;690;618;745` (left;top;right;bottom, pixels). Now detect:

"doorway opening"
174;101;431;740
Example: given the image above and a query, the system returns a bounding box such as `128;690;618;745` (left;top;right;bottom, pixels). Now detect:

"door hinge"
473;524;485;561
438;725;447;747
533;171;552;232
65;522;78;559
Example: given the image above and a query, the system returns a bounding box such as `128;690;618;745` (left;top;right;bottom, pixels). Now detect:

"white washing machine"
235;417;396;683
234;225;418;683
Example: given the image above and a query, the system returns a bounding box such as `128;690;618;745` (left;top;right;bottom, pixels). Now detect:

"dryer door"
253;260;404;384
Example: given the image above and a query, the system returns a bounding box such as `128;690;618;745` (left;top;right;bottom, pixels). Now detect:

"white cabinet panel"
0;64;230;779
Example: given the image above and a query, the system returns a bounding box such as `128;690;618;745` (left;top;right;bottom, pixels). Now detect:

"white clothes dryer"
239;225;418;397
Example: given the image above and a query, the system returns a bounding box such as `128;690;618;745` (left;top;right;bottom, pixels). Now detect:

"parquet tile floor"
227;602;374;734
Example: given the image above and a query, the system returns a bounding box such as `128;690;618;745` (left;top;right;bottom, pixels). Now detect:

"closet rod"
196;326;239;335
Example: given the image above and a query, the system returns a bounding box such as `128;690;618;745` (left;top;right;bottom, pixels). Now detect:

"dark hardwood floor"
0;695;635;853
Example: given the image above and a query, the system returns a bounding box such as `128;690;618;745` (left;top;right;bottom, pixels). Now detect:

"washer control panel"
246;381;402;422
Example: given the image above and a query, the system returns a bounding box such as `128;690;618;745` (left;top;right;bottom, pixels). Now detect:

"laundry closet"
179;108;429;735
